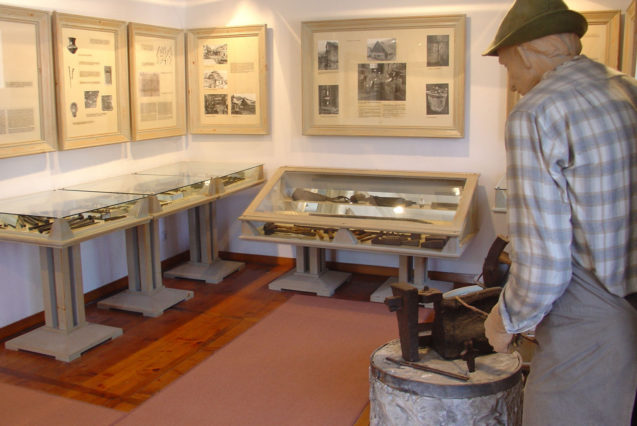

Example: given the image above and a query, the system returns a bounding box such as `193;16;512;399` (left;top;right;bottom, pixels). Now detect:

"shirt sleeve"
500;107;574;334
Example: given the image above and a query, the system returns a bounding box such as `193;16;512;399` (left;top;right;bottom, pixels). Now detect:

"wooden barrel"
369;339;523;425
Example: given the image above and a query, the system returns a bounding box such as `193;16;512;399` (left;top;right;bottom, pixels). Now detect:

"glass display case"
136;161;264;200
0;189;148;246
64;173;211;217
240;167;479;299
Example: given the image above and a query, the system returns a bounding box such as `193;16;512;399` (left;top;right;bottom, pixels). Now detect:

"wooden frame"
506;10;621;115
0;5;57;159
186;25;268;135
622;1;636;77
52;12;131;150
128;23;186;141
301;15;466;138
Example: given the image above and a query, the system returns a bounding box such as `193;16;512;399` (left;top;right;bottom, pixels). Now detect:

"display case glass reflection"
0;190;145;240
241;167;478;255
136;161;264;195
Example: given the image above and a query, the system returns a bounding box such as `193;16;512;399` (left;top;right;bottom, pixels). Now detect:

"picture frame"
186;25;268;135
0;5;57;159
128;23;186;141
301;15;466;138
506;10;621;114
622;1;636;77
52;12;131;150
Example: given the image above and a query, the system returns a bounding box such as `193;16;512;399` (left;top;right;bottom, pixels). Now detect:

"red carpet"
117;294;397;426
0;382;126;425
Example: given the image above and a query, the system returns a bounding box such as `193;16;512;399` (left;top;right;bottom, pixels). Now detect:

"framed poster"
128;23;186;141
301;15;466;138
186;25;268;135
52;12;131;150
506;10;621;114
621;1;636;77
0;5;57;159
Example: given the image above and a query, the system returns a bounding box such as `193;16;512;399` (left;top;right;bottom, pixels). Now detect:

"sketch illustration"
204;93;228;114
318;40;338;70
67;37;78;54
427;35;449;67
426;83;449;115
156;45;173;65
203;70;228;89
203;43;228;64
139;72;160;97
101;95;113;111
367;38;396;61
358;63;406;101
231;94;256;115
318;85;339;114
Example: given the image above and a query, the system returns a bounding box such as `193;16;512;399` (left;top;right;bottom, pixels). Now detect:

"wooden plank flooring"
0;260;389;414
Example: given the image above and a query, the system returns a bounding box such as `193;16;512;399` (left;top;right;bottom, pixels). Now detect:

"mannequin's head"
498;33;581;94
484;0;587;56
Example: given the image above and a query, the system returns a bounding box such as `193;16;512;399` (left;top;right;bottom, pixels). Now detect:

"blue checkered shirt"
501;55;637;333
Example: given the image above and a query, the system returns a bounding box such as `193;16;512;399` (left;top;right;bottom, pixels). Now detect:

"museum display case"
240;166;479;299
0;189;148;247
0;189;151;361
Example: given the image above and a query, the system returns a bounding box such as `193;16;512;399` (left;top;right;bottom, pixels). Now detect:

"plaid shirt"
501;55;637;333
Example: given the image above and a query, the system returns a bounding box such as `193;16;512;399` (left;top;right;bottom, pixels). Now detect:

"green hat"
483;0;588;56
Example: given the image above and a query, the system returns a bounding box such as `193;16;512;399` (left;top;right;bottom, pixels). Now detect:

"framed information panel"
301;15;466;138
128;23;186;141
52;12;131;150
0;5;57;159
187;25;268;134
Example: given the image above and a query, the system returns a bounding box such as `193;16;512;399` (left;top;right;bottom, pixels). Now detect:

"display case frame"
622;1;637;77
128;22;186;141
301;15;466;138
0;5;57;159
52;12;131;150
240;166;479;299
186;25;268;135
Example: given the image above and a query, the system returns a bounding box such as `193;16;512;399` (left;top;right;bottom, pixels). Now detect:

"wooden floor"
0;259;390;415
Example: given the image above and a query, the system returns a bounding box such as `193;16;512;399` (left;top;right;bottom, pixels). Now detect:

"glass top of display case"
63;173;209;196
243;167;477;233
136;161;262;179
0;189;144;219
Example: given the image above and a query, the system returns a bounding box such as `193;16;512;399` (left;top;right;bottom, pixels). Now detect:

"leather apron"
523;264;637;425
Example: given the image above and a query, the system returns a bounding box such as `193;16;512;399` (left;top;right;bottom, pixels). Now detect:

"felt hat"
483;0;587;56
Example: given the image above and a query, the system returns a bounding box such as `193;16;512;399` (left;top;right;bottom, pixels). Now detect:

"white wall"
0;0;628;327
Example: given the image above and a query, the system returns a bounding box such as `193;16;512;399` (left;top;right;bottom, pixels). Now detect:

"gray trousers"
523;265;637;425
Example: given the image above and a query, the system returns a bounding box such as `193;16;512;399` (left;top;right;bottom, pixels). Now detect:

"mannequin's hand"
484;301;513;353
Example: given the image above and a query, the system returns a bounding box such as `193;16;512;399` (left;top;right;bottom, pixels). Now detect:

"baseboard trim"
1;251;476;342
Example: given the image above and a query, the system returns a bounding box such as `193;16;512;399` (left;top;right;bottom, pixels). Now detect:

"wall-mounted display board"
0;5;57;159
622;1;636;77
52;12;131;149
186;25;268;134
301;15;466;138
128;23;186;141
506;10;621;114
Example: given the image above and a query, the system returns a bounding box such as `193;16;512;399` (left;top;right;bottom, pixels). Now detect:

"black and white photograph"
204;93;228;114
317;40;338;71
231;94;256;115
427;35;450;67
104;65;112;85
202;43;228;64
318;85;339;115
84;90;99;108
366;38;396;61
357;63;406;101
203;70;228;89
426;83;449;115
139;72;160;97
101;95;113;111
